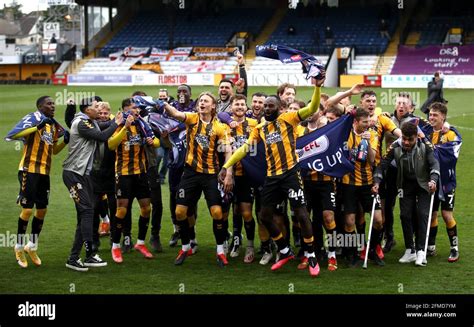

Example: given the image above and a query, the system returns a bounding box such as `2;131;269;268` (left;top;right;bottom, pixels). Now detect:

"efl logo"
18;301;56;320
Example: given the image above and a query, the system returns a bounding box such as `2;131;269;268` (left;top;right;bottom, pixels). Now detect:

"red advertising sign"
52;73;67;85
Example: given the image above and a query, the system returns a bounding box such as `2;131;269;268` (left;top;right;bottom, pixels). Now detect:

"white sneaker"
243;246;255;263
399;249;416;263
259;251;273;265
415;250;426;266
230;236;240;258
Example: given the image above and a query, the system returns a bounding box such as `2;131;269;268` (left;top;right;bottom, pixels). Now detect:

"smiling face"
177;85;191;104
218;82;233;101
251;95;265;116
38;97;55;118
263;96;280;120
231;99;247;118
429;109;445;129
98;103;111;121
158;90;168;100
279;87;295;104
395;96;410;118
198;94;216;116
360;94;377;115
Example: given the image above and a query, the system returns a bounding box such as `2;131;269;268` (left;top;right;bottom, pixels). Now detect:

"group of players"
9;56;461;277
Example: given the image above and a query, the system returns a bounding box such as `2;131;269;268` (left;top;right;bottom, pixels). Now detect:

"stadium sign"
247;73;313;86
382;74;474;89
67;74;133;86
43;23;60;41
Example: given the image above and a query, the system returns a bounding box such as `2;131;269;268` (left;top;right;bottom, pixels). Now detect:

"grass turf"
0;85;472;294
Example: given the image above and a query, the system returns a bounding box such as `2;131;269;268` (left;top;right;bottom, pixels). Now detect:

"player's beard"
264;110;278;121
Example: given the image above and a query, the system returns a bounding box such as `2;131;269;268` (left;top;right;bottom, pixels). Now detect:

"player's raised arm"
298;74;325;120
163;102;186;122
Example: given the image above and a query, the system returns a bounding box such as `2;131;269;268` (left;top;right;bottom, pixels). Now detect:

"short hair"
98;101;111;111
401;122;418;138
354;107;369;120
292;99;306;109
267;95;282;107
398;91;414;106
36;96;51;108
121;98;133;109
429;102;448;116
178;84;192;93
252;92;267;98
219;78;234;87
326;104;344;117
277;83;296;96
361;90;376;99
231;94;247;104
79;96;102;112
132;90;147;96
434;72;440;78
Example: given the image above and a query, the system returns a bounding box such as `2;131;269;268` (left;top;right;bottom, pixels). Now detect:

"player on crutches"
363;194;380;269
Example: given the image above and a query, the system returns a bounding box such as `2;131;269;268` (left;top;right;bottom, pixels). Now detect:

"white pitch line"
455;126;474;131
448;113;474;119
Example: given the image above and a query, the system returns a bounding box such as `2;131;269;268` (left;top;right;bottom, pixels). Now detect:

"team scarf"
296;114;355;178
255;44;325;80
5;110;65;142
416;121;462;198
241;114;355;186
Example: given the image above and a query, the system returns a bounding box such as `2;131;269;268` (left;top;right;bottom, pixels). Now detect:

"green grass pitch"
0;85;472;294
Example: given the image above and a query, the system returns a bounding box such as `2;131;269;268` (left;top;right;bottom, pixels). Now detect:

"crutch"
423;192;436;265
363;194;378;269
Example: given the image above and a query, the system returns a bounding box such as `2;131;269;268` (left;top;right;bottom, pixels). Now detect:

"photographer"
421;72;448;118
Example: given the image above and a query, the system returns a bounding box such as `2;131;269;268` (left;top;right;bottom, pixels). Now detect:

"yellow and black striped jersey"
113;125;147;176
184;113;229;174
296;124;333;182
230;117;258;176
369;114;397;166
18;123;59;175
342;129;378;186
430;129;459;145
247;111;301;176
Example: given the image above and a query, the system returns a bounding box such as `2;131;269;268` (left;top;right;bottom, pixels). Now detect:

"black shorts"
17;171;50;209
260;167;306;209
115;173;151;200
304;180;336;212
176;166;222;208
233;176;254;204
341;184;380;214
433;189;455;212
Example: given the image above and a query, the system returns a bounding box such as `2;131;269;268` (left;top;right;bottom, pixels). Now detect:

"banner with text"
391;45;474;75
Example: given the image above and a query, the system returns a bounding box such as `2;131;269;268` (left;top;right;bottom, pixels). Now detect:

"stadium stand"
100;9;273;57
266;6;397;55
404;0;474;46
75;56;238;75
